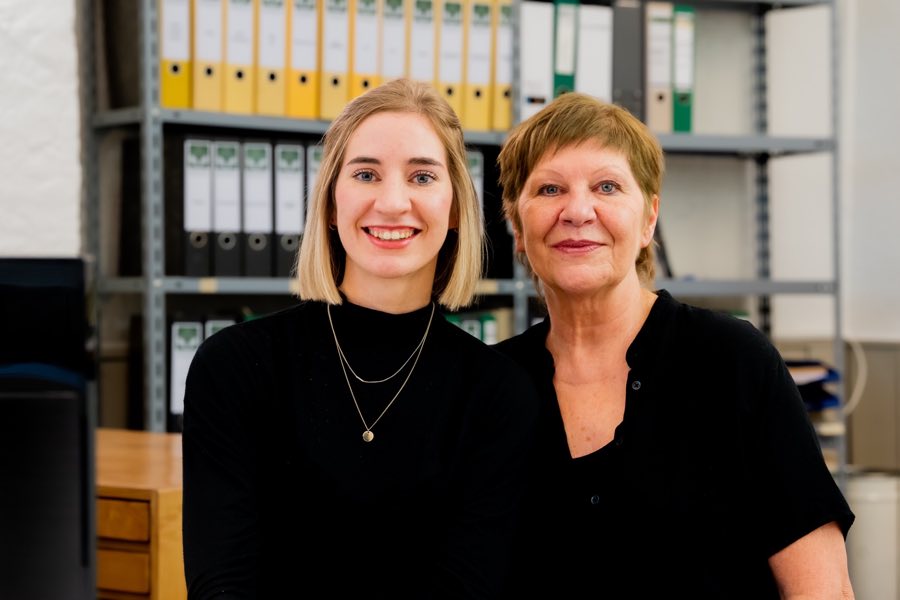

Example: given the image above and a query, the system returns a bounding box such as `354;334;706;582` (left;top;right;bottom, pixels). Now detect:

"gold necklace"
327;302;435;442
329;305;431;384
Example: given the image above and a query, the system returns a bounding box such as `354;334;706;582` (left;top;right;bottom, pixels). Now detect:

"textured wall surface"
0;1;81;256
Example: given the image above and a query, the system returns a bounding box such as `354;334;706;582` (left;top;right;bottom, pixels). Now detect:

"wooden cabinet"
96;428;186;599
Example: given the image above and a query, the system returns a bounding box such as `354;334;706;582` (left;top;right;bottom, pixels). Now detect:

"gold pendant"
362;430;374;442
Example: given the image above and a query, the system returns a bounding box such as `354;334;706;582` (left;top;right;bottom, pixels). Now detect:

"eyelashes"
534;180;621;196
350;169;438;185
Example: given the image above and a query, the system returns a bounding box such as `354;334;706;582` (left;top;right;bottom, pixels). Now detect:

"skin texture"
769;522;855;599
514;141;657;303
333;111;455;313
516;142;659;458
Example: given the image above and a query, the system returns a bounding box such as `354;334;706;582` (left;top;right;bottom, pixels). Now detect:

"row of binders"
165;136;320;277
169;317;236;431
164;136;486;278
159;0;513;131
519;0;696;133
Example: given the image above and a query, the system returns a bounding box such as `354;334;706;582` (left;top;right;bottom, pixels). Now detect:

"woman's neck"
339;280;433;314
544;278;656;360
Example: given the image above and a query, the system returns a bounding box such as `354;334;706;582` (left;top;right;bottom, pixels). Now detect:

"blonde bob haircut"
498;93;665;286
296;78;484;311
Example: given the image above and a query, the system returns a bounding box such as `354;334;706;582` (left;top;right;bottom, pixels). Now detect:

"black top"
183;299;539;599
496;290;855;599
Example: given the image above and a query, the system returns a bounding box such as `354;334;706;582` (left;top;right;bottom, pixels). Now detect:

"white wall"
841;0;900;342
0;1;81;257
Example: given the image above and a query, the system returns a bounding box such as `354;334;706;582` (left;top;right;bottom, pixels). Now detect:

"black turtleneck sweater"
182;299;539;599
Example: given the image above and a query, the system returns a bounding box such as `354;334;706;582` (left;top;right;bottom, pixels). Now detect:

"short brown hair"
296;79;484;310
497;93;665;285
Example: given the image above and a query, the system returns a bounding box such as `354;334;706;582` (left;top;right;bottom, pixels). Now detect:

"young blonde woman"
182;79;538;599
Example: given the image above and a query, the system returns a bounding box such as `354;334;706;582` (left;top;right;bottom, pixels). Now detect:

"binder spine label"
495;3;512;86
354;0;380;76
275;145;306;235
226;0;254;63
439;2;464;81
467;3;492;85
291;0;319;71
259;0;287;68
410;0;435;80
213;142;242;231
553;2;577;94
323;0;350;72
381;0;407;78
162;0;191;61
195;0;223;62
242;144;274;232
185;141;213;232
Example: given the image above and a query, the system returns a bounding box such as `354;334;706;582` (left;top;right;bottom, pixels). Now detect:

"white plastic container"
847;471;900;600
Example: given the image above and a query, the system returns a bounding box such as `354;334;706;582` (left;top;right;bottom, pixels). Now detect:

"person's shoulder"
494;317;549;368
438;317;537;382
195;301;316;364
660;291;774;359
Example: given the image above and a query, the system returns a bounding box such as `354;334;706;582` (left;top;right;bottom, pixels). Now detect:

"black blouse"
497;290;854;599
182;299;539;599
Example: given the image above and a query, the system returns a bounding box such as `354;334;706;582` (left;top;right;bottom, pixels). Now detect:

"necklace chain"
328;304;432;384
327;302;435;442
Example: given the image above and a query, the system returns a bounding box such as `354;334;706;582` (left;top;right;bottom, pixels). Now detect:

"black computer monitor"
0;257;95;599
0;257;90;376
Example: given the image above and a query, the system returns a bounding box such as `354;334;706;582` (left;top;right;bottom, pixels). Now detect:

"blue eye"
353;170;376;182
599;181;617;193
538;184;560;196
413;172;436;185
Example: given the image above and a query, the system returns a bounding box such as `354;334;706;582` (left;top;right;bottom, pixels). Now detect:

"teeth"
368;228;414;241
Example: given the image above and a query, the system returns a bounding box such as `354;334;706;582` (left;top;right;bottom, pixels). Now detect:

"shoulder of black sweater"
655;291;778;363
435;314;539;380
492;317;549;371
192;300;320;367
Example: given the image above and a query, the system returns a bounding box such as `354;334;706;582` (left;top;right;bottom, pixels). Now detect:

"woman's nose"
559;188;596;226
374;176;412;214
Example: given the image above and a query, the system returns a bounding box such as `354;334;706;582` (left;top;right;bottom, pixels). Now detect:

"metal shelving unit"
85;0;843;485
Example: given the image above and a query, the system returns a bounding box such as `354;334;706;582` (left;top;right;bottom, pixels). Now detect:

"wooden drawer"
97;498;150;542
97;548;151;594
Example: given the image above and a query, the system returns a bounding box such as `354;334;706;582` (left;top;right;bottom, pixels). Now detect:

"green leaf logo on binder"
444;2;461;21
415;0;432;19
175;326;200;350
295;0;316;10
500;4;511;25
359;0;377;15
216;145;239;168
188;144;210;167
245;146;269;170
473;3;490;24
385;0;404;16
279;148;301;170
262;0;283;7
327;0;347;12
312;147;323;162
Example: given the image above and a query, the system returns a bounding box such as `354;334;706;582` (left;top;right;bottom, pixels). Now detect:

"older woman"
182;79;538;598
496;93;855;598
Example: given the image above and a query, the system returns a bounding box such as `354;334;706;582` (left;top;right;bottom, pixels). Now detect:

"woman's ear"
513;226;524;253
641;194;660;248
